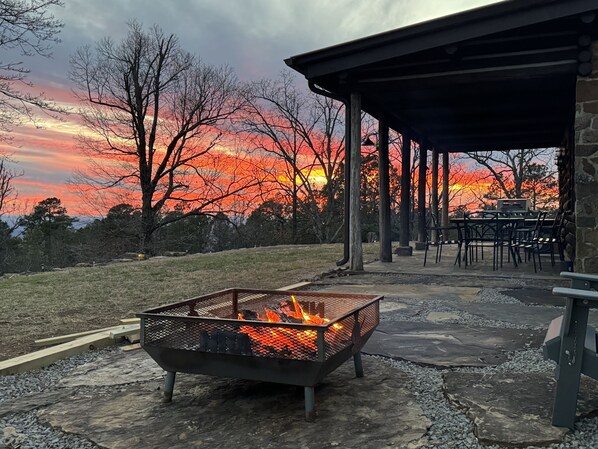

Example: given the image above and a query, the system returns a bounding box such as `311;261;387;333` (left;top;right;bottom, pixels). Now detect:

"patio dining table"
450;215;527;269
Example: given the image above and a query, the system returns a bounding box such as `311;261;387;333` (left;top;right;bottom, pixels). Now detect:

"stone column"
574;41;598;272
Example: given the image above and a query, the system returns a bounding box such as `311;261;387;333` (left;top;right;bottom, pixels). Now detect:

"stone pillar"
558;126;576;262
349;93;363;271
378;117;392;262
574;41;598;272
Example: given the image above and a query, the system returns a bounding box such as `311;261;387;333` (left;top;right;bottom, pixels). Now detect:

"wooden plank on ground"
124;332;140;344
119;318;140;325
121;343;141;352
277;281;311;291
1;332;118;376
109;324;140;339
34;326;121;346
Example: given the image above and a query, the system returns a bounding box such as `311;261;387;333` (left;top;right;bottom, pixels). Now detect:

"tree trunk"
292;168;298;244
399;134;411;247
378;117;391;262
349;93;363;271
140;192;155;255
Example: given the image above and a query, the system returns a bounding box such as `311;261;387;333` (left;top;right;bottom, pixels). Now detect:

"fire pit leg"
163;371;176;403
353;352;364;378
304;386;315;422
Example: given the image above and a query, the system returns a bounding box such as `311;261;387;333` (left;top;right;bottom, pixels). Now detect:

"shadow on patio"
364;240;568;281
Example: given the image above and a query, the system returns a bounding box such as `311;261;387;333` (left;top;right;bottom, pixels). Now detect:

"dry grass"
0;243;379;361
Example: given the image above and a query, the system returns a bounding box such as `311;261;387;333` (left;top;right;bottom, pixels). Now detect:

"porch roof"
285;0;598;152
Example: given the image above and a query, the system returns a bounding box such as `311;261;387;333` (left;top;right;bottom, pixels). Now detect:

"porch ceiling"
286;0;598;152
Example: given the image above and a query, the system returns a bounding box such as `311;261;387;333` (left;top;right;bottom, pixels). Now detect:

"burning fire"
237;296;345;356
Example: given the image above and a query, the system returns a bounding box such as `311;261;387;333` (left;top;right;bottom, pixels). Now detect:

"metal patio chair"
423;213;459;267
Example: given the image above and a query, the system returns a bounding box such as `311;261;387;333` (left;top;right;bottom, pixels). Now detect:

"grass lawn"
0;243;379;361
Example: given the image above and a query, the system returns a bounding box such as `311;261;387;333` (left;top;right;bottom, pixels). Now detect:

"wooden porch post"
431;148;439;241
396;133;413;256
349;93;363;271
442;151;450;227
378;116;392;262
415;144;428;250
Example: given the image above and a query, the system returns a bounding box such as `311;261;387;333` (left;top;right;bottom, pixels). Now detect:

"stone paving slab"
316;272;569;289
379;300;422;315
365;259;565;282
60;349;164;387
502;287;565;306
448;301;563;329
505;287;598;322
32;353;429;449
0;391;66;419
317;283;481;301
448;297;598;328
364;321;545;367
444;371;598;446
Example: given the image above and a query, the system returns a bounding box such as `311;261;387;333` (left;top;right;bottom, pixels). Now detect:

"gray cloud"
31;0;503;86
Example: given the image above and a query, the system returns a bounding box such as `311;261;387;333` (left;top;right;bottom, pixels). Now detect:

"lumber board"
121;343;142;352
277;281;311;291
1;332;117;375
109;324;140;339
124;332;140;344
34;326;121;346
119;318;140;325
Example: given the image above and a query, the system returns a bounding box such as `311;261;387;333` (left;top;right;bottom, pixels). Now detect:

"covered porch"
286;0;598;274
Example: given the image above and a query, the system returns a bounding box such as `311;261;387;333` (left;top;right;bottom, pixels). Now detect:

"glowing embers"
237;296;348;358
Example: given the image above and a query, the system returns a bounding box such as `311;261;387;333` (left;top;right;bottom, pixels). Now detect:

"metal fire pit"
137;288;382;420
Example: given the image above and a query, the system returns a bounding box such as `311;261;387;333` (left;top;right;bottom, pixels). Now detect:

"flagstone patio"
1;253;597;449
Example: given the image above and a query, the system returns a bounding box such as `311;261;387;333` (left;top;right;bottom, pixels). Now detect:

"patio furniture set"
424;209;566;272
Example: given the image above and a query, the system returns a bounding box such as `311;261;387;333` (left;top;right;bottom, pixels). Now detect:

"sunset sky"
2;0;503;215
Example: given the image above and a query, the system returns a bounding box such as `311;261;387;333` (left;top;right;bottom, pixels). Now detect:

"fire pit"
138;288;382;420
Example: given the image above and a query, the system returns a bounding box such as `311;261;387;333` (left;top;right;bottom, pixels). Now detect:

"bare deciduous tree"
70;22;257;252
242;72;345;243
466;148;558;209
0;0;64;137
0;156;22;218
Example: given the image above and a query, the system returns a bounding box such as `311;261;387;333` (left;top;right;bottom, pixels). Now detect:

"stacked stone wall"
557;136;575;261
573;41;598;272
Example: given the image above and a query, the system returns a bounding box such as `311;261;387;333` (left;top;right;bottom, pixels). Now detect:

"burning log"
236;296;345;357
238;296;342;354
199;330;252;356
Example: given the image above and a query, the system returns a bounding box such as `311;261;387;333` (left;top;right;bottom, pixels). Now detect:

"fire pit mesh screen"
140;289;380;362
324;304;378;358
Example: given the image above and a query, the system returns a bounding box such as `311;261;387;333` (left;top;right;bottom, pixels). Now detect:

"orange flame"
237;296;344;355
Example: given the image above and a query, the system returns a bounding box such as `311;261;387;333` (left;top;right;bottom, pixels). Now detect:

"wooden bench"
543;272;598;429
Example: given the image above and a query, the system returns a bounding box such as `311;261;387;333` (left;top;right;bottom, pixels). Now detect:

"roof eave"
285;0;598;79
